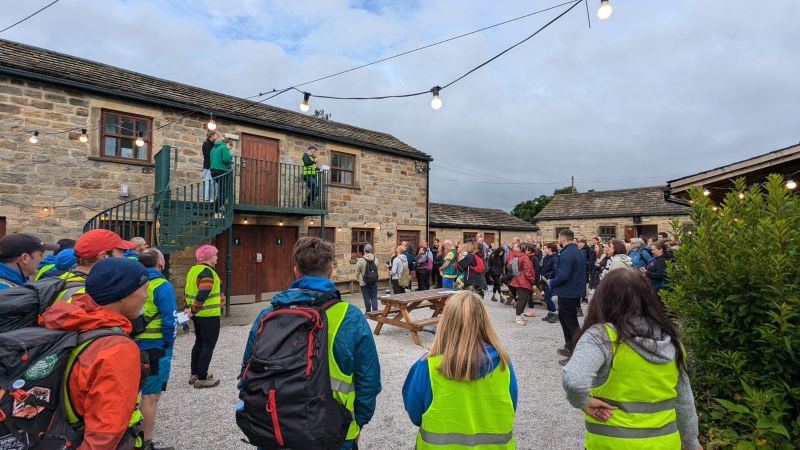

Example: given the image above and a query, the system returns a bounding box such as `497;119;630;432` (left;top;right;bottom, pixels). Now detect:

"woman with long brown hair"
562;269;700;450
403;291;517;449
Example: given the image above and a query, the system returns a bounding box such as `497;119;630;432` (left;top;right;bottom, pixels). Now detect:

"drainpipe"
425;161;430;243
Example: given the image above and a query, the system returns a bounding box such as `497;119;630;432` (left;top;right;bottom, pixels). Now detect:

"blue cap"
86;258;148;306
55;248;77;270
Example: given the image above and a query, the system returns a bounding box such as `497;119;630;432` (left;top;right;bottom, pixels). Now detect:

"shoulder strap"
77;326;129;345
315;289;342;310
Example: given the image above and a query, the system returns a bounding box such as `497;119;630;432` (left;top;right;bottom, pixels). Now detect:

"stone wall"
0;75;427;292
429;227;537;247
535;215;692;242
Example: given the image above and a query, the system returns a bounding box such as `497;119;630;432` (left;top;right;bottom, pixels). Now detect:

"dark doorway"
636;225;658;241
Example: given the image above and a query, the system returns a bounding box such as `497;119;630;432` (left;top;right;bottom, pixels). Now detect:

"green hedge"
664;175;799;450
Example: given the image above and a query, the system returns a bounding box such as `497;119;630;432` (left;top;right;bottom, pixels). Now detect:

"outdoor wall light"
29;131;39;144
597;0;613;20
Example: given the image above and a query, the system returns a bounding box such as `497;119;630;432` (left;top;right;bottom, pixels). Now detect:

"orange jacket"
41;293;141;450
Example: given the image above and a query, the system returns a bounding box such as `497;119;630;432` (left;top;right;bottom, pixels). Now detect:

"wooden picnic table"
366;289;458;346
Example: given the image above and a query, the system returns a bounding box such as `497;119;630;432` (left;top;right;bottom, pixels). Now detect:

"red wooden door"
484;232;495;245
240;134;279;206
397;230;420;251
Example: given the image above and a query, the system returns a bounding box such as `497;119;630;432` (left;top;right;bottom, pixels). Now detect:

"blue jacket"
549;243;586;299
123;249;139;260
402;345;517;427
241;276;381;450
0;263;26;289
541;253;558;280
135;268;177;350
628;247;648;269
55;249;77;271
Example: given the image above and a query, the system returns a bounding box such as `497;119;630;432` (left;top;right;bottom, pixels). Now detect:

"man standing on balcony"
302;144;319;208
202;130;217;201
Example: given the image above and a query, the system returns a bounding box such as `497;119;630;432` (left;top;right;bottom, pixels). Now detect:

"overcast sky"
6;0;799;211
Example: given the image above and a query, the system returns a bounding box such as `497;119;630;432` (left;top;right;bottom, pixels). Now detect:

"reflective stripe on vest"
584;324;680;450
133;277;168;340
55;273;87;303
184;264;221;317
0;277;16;289
417;353;515;449
35;263;55;280
325;301;360;441
302;153;317;175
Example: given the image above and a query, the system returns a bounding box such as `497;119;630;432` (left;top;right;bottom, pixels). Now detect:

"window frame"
330;150;356;187
554;226;570;239
598;225;617;241
462;232;478;243
100;109;153;163
308;226;336;243
351;228;374;258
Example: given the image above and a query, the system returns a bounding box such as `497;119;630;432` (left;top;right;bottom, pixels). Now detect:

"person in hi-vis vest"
562;269;701;450
302;143;319;207
184;244;223;389
403;291;517;449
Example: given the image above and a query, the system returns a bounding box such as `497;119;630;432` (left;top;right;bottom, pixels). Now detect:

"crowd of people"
0;223;695;449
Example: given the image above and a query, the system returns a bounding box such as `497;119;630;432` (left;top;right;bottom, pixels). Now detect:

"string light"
738;192;745;199
243;218;248;224
279;220;284;226
135;132;145;147
309;219;314;225
29;131;39;144
300;92;310;112
703;189;710;196
430;86;442;110
79;128;88;143
787;179;797;190
597;0;612;20
206;114;217;131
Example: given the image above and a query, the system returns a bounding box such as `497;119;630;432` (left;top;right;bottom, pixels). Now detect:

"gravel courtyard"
153;292;585;449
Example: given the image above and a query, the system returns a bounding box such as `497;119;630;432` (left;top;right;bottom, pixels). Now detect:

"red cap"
74;229;136;259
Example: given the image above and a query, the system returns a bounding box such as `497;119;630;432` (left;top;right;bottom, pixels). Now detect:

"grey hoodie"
391;254;408;280
355;253;377;286
562;320;700;449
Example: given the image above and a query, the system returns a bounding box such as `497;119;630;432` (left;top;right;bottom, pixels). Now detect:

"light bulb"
430;86;442;110
207;118;216;130
597;0;612;20
279;221;284;226
703;189;710;196
79;128;88;143
712;206;718;211
300;92;310;112
135;132;145;147
309;220;313;225
738;192;745;199
29;131;39;144
244;218;248;224
787;179;797;190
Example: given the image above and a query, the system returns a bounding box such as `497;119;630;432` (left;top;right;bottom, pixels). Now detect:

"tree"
313;109;331;120
553;185;578;195
510;186;579;222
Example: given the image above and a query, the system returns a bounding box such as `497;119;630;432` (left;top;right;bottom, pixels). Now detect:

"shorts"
141;347;173;395
441;277;455;289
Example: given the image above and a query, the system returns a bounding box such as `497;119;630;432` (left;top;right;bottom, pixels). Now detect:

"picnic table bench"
366;289;457;346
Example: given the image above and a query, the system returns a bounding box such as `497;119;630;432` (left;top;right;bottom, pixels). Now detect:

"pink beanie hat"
195;244;219;262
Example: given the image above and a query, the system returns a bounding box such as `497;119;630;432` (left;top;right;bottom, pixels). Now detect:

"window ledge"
89;156;155;168
330;183;361;190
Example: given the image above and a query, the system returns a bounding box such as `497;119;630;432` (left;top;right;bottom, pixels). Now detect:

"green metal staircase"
83;145;233;253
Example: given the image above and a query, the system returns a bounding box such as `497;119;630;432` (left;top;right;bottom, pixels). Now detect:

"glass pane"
120;138;134;158
331;170;341;184
339;154;354;170
366;231;373;241
136;143;149;160
120;117;134;136
341;172;353;185
135;120;148;136
104;137;117;156
332;154;339;168
104;113;118;134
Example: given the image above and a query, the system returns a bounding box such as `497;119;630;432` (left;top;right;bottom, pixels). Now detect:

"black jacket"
489;250;506;276
456;253;482;287
202;139;214;170
541;254;558;280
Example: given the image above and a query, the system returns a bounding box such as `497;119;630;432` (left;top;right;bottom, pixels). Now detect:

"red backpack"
473;255;485;274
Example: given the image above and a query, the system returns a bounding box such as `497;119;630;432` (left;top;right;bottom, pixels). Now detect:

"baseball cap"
86;258;149;306
74;229;136;259
364;244;373;252
308;144;317;150
0;233;59;261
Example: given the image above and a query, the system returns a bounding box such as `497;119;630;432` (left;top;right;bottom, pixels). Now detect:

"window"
351;228;373;257
483;232;495;245
598;226;617;240
463;232;478;243
330;151;355;186
682;223;696;236
308;226;336;243
555;226;570;239
101;110;152;162
0;217;5;238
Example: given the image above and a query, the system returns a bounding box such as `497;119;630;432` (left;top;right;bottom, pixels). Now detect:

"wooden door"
624;226;636;241
397;230;419;251
240;134;279;206
0;217;5;238
484;232;495;245
217;225;298;300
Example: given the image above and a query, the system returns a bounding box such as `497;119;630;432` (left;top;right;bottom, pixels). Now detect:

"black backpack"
236;290;351;450
0;277;67;332
362;258;378;285
0;327;144;449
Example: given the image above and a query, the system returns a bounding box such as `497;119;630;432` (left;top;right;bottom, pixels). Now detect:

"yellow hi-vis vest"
184;264;221;317
132;277;168;340
584;324;680;450
302;153;316;175
55;271;87;303
35;263;55;280
325;301;360;441
416;354;515;449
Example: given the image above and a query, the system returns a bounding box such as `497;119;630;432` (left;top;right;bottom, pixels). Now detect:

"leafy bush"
663;175;800;449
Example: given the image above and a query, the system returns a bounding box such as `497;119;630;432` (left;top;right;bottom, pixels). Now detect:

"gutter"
663;187;692;207
0;66;433;162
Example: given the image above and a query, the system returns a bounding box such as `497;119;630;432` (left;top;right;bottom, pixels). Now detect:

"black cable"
0;0;62;34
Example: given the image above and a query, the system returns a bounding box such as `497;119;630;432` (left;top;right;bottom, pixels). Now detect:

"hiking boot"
504;296;514;306
559;357;570;366
194;375;220;389
522;308;535;317
491;295;498;302
546;313;559;324
557;347;572;357
188;374;198;385
514;318;527;326
577;308;584;318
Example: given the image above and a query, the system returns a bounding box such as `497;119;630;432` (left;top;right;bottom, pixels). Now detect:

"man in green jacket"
302;144;318;207
210;138;233;217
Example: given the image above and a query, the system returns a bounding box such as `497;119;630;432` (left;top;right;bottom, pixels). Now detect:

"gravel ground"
153;291;585;449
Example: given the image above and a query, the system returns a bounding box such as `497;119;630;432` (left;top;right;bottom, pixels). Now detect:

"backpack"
0;277;67;332
508;256;520;276
415;252;428;267
398;262;411;288
0;327;145;449
237;290;351;450
473;255;485;274
362;258;378;285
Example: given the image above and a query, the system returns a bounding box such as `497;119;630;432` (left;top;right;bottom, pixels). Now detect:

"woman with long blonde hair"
403;291;517;449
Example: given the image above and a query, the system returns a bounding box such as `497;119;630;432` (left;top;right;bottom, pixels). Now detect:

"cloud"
5;0;799;211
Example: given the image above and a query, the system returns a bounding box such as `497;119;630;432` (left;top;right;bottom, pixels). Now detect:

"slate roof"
0;39;430;161
534;186;688;221
430;203;539;232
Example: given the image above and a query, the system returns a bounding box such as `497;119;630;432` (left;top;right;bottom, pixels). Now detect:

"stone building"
428;203;539;246
0;39;431;302
533;186;690;242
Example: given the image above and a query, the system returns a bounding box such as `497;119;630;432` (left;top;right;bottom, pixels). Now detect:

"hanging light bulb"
703;189;710;196
309;219;314;225
279;220;284;226
597;0;613;20
29;131;39;144
787;179;797;190
135;132;145;147
712;206;718;211
79;128;89;143
738;192;745;199
207;114;216;131
300;92;310;112
243;218;249;224
430;86;442;110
